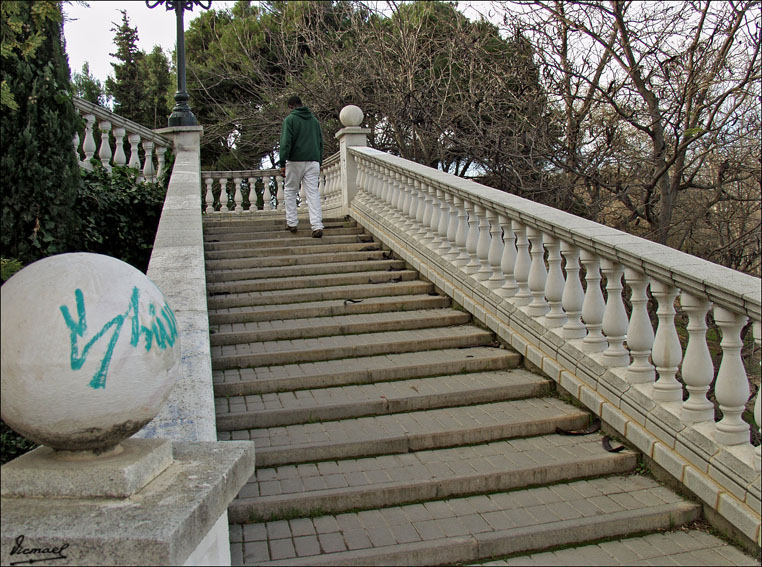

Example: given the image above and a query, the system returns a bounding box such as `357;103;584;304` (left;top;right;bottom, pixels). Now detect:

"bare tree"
493;0;760;273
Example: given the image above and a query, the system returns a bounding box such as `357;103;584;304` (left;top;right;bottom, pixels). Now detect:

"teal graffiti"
59;286;178;389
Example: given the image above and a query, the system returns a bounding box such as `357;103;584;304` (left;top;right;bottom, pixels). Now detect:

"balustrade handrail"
73;97;172;148
350;146;761;321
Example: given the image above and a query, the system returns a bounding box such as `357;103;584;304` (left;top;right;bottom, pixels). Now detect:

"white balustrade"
233;177;243;213
113;127;127;166
624;268;655;383
343;143;761;524
72;97;171;183
474;204;492;281
580;250;606;352
561;241;585;338
485;210;504;289
497;215;517;298
680;293;714;422
544;235;566;328
651;281;684;402
713;307;751;445
512;220;531;306
601;259;629;367
526;227;548;316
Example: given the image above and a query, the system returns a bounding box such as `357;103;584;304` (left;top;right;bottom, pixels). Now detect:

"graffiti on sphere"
59;286;178;389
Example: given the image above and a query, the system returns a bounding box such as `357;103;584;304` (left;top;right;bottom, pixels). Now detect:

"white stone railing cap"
74;97;173;147
350;146;761;321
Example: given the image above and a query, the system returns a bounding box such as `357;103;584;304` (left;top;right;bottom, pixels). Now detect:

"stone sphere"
1;253;181;451
339;105;364;127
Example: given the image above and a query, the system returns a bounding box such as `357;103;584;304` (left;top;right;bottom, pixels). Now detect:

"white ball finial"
1;253;181;452
339;105;364;127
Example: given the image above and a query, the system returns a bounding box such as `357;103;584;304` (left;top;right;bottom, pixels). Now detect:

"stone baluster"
128;134;141;170
233;177;243;213
247;177;257;213
486;210;504;289
204;177;214;212
276;174;284;210
474;204;492;281
98;120;112;169
497;215;517;298
713;307;750;445
754;322;761;471
260;175;271;210
650;281;684;402
319;169;327;207
601;259;629;367
389;171;402;216
82;114;97;169
444;192;460;261
156;146;167;181
453;196;470;267
544;235;566;328
417;182;433;244
526;227;549;316
580;250;606;352
624;268;655;383
142;140;155;182
413;180;428;240
561;241;585;338
463;199;481;275
400;174;415;233
435;188;451;253
219;177;230;211
380;167;393;209
512;220;531;306
426;185;442;249
112;127;127;166
680;293;714;422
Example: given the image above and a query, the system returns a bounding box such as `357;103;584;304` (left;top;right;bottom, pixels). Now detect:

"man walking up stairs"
203;215;758;566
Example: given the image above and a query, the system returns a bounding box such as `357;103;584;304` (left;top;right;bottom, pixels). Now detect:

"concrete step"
218;397;591;467
215;369;552;429
206;259;408;284
211;325;496;369
210;308;471;345
204;218;356;235
227;433;637;523
213;347;522;397
206;249;390;271
205;233;374;253
206;242;381;269
228;475;700;565
486;528;760;566
205;226;366;243
207;269;420;295
206;281;436;310
208;295;453;326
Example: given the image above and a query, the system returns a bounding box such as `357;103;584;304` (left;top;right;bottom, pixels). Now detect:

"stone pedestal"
1;440;255;566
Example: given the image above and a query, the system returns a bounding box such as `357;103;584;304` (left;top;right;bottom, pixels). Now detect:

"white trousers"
284;160;323;230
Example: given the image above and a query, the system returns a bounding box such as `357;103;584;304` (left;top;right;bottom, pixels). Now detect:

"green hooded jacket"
279;107;324;166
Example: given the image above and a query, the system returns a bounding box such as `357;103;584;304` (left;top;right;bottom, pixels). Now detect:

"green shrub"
77;160;166;272
0;257;23;283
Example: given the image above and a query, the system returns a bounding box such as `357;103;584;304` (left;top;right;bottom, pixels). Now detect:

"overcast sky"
63;1;236;84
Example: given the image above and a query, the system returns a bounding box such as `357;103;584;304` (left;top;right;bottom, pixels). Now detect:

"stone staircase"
203;215;755;566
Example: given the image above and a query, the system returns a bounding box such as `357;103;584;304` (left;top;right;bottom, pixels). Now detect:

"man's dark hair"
287;95;302;108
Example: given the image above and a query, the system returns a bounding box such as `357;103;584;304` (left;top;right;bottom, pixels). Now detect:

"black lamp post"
146;0;212;127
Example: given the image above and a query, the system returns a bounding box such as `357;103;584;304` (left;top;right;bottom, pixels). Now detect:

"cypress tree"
0;1;82;264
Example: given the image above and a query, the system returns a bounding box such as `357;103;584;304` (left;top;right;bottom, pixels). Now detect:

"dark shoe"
312;229;323;238
286;223;297;233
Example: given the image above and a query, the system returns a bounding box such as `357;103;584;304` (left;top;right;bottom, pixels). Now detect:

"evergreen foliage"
71;61;106;106
105;11;173;128
0;0;82;264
